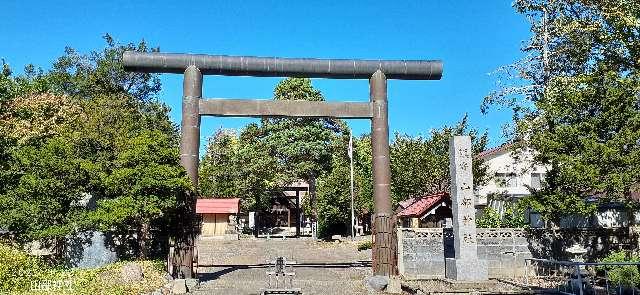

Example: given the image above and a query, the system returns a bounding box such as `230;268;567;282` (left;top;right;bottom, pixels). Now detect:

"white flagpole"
349;130;355;238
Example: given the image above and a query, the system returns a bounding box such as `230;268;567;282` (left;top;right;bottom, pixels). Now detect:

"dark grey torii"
122;51;443;279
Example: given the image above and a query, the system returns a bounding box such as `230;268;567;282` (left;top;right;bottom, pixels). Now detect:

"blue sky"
1;1;530;149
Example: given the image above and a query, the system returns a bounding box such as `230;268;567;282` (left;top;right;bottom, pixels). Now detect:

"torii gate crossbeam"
123;51;443;279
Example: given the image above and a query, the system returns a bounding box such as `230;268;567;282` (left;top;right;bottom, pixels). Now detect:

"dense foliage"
0;35;188;260
199;130;241;199
483;0;640;223
390;115;488;205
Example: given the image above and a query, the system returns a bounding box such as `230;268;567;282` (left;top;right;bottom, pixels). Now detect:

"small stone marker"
445;136;488;281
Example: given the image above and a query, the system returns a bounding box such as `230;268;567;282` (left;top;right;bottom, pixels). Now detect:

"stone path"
193;238;373;295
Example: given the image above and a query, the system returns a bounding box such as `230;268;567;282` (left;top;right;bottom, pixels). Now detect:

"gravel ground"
192;238;373;295
401;279;532;295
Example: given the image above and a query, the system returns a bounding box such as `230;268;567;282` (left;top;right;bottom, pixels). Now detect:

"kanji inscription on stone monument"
445;136;488;281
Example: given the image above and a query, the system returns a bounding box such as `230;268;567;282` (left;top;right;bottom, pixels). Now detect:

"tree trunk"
139;221;150;259
53;237;65;263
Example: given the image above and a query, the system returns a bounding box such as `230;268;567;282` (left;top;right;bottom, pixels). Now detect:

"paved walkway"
193;238;373;295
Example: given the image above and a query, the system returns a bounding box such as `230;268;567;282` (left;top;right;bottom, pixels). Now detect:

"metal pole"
174;65;202;279
350;130;355;239
576;264;584;295
296;190;300;237
370;70;395;276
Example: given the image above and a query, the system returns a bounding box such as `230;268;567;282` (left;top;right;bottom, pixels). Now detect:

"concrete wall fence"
397;227;638;279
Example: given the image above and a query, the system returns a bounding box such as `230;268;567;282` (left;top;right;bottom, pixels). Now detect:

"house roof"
476;142;515;159
196;198;241;214
397;192;449;217
397;197;418;210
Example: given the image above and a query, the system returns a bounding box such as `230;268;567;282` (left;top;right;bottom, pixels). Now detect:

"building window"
531;173;545;189
495;173;518;188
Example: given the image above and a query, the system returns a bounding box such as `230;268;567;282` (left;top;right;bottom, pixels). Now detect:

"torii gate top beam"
122;51;443;80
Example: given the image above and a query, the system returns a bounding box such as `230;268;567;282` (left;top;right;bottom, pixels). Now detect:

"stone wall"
398;227;637;279
397;228;450;279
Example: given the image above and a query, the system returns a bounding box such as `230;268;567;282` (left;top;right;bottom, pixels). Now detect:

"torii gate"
123;51;442;278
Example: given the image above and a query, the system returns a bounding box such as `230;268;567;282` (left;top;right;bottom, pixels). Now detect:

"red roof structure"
397;192;449;217
196;198;241;214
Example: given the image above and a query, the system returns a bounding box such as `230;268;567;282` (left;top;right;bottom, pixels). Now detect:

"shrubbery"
0;243;52;293
357;240;372;251
598;251;640;288
0;242;167;294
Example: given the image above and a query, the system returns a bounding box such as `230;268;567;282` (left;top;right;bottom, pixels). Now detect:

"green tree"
233;123;284;216
353;135;374;216
482;0;640;223
314;116;488;237
198;78;347;237
90;130;188;258
0;36;184;260
476;197;528;228
0;137;88;256
260;78;342;235
48;33;161;103
598;251;640;288
315;125;363;238
316;153;352;237
0;91;88;257
199;129;241;198
390;115;488;205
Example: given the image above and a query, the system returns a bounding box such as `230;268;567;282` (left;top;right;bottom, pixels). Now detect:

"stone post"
445;136;488;281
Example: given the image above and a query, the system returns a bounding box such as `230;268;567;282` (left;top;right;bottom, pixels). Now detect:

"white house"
475;143;550;208
475;143;640;228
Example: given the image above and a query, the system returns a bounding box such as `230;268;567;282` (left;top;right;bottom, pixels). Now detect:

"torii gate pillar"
370;70;396;275
174;66;202;278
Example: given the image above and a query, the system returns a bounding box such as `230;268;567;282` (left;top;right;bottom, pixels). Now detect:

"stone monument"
445;136;488;281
